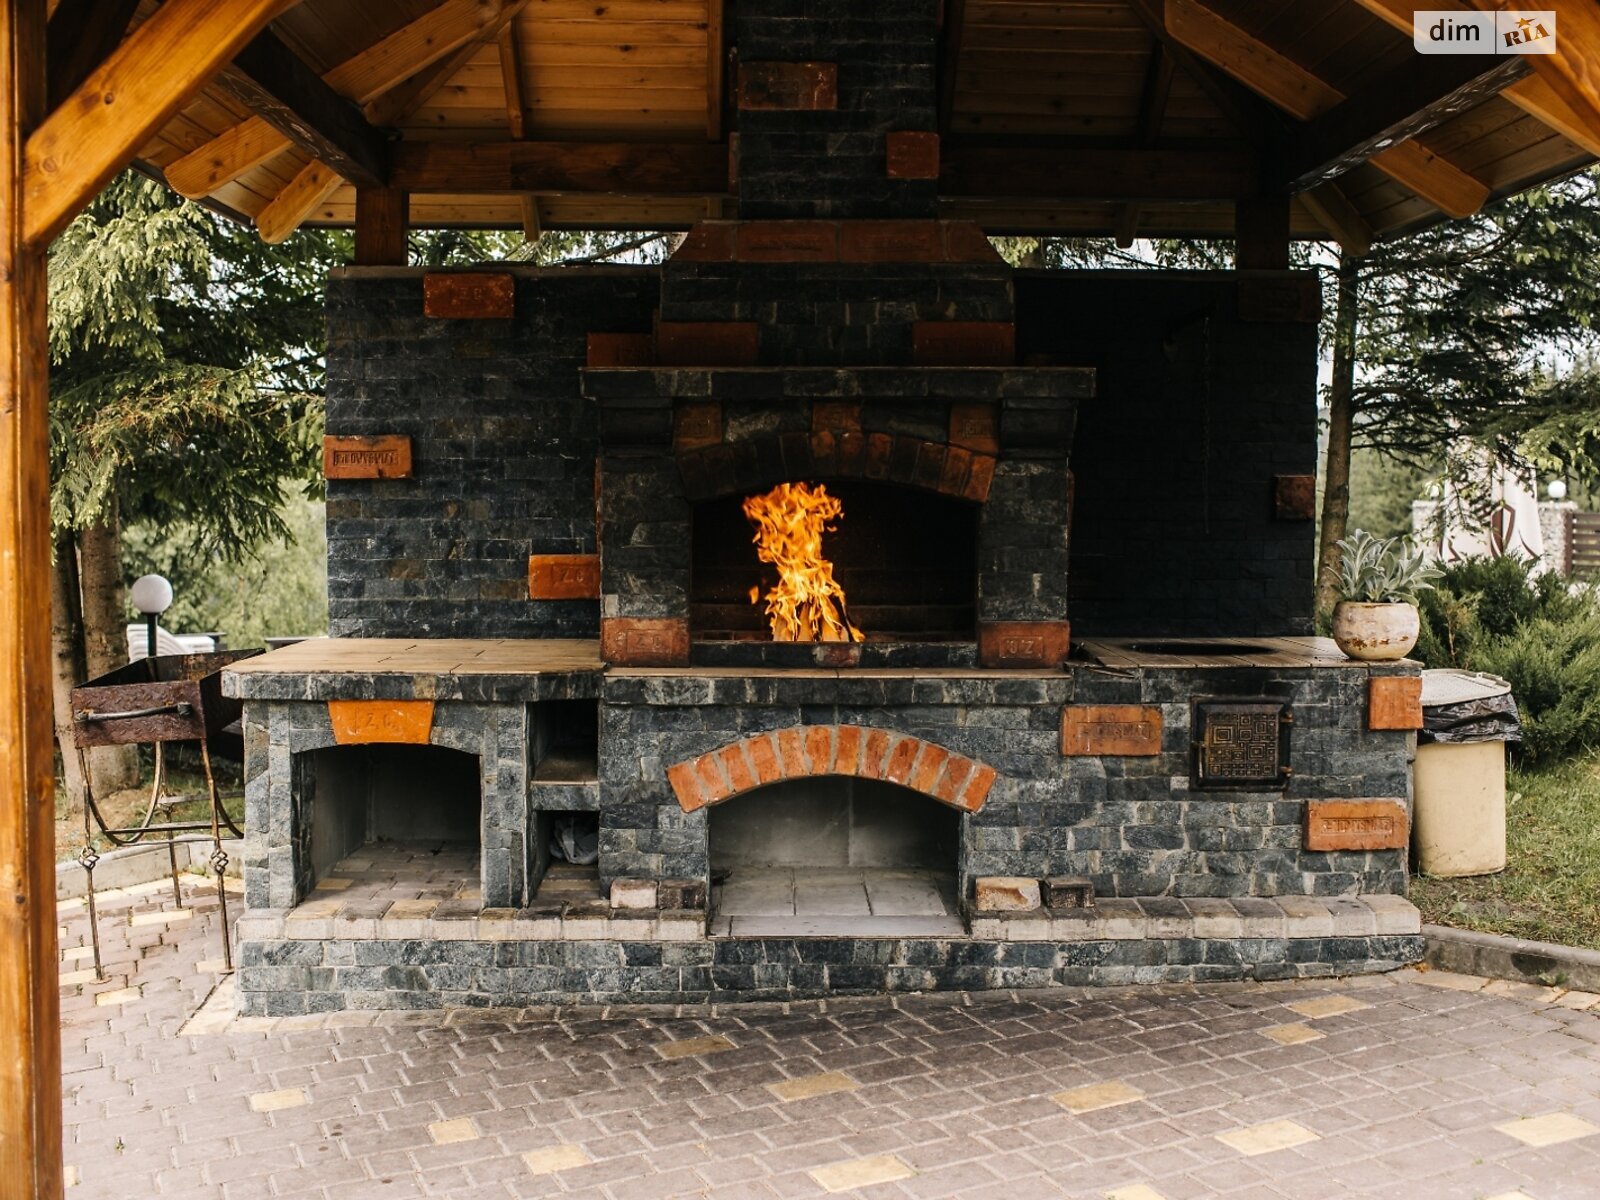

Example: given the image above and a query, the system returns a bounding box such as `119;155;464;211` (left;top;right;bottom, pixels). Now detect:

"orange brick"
327;700;434;746
671;222;737;262
656;322;760;366
738;61;838;110
863;432;895;480
912;321;1016;366
1274;474;1316;520
963;454;996;502
747;735;782;785
1304;798;1409;851
949;403;999;454
810;430;840;476
668;760;707;812
735;221;838;262
978;621;1070;668
324;435;412;480
528;554;600;600
885;737;920;786
1368;677;1424;730
910;744;951;794
837;219;944;261
938;446;973;497
932;756;974;805
885;131;940;180
833;725;863;776
674;402;723;452
719;743;758;795
958;763;999;811
600;618;690;666
861;728;893;778
811;400;862;433
804;725;835;774
423;272;514;318
694;753;732;805
1061;706;1162;756
776;728;808;777
585;332;655;367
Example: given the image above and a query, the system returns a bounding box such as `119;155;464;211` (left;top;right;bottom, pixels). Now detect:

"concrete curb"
1423;923;1600;991
55;838;243;901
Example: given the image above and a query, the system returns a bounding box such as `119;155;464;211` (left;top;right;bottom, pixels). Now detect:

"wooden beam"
1286;52;1527;191
22;0;296;249
44;0;137;110
254;158;341;243
1116;44;1175;248
1351;0;1600;157
1235;193;1290;269
173;0;528;201
706;0;724;141
217;29;389;189
354;185;407;265
389;140;730;194
1370;139;1491;217
0;2;63;1197
494;23;543;243
1126;0;1285;145
1477;0;1600;144
520;194;542;242
1301;182;1372;257
166;116;287;199
1163;0;1344;120
942;144;1259;201
938;0;967;135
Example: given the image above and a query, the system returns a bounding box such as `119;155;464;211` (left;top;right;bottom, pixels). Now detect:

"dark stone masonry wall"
324;265;655;638
1016;270;1320;638
601;663;1413;903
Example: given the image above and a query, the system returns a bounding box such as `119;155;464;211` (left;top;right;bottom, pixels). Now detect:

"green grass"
1411;752;1600;950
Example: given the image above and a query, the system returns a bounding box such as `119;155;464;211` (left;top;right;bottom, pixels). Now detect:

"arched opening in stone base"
708;776;963;937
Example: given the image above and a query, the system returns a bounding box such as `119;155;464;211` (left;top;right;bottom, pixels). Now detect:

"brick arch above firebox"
675;430;996;505
666;725;998;814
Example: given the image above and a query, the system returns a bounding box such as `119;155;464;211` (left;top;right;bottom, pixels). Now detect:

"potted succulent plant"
1330;530;1442;661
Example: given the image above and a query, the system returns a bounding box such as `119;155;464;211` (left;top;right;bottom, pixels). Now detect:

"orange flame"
742;482;863;643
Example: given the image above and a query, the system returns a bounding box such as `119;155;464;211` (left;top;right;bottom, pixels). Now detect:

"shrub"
1414;555;1600;764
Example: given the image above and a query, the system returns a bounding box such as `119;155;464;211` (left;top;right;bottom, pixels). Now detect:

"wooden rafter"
255;158;342;242
219;29;389;189
1125;0;1285;146
1116;43;1176;247
1301;182;1372;257
44;0;137;109
1352;0;1600;158
168;0;527;202
1161;0;1496;218
22;0;297;249
495;22;540;242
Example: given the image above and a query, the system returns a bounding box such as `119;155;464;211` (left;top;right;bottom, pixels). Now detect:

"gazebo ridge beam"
1160;0;1495;218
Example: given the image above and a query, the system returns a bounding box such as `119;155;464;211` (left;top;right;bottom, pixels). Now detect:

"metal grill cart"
69;650;261;978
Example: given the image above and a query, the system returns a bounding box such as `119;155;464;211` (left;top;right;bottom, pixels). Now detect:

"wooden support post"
1235;193;1290;270
354;186;408;265
0;1;63;1196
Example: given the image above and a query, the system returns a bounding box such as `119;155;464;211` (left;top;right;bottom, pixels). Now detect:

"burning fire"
742;482;863;643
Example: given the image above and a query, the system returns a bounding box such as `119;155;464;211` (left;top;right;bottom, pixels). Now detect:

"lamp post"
129;573;172;662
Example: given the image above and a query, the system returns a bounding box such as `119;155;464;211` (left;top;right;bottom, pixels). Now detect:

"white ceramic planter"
1331;600;1420;661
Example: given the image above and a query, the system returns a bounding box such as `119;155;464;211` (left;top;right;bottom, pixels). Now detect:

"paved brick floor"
58;878;1600;1199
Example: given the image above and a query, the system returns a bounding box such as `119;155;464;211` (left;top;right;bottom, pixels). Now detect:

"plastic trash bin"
1412;669;1522;877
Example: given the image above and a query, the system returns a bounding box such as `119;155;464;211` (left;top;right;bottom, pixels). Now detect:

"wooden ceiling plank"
1347;0;1418;35
364;39;485;127
165;115;290;198
705;0;723;140
1370;138;1490;216
939;0;967;135
218;29;389;189
1300;181;1372;256
390;139;728;193
1285;51;1528;191
255;157;341;242
1162;0;1345;120
23;0;298;249
44;0;138;110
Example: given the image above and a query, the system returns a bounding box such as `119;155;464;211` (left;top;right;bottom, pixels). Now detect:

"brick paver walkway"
58;879;1600;1199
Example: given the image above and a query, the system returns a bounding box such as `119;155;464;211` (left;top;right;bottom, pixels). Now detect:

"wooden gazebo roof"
118;0;1600;253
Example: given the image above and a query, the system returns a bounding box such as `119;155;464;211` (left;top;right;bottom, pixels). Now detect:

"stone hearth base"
234;894;1424;1015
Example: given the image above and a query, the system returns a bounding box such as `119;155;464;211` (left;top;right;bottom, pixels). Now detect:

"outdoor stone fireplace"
224;0;1425;1015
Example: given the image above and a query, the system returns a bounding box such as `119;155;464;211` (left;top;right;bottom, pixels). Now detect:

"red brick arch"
666;725;998;814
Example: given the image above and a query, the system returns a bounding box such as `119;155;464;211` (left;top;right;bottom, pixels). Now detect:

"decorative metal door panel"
1192;700;1292;790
